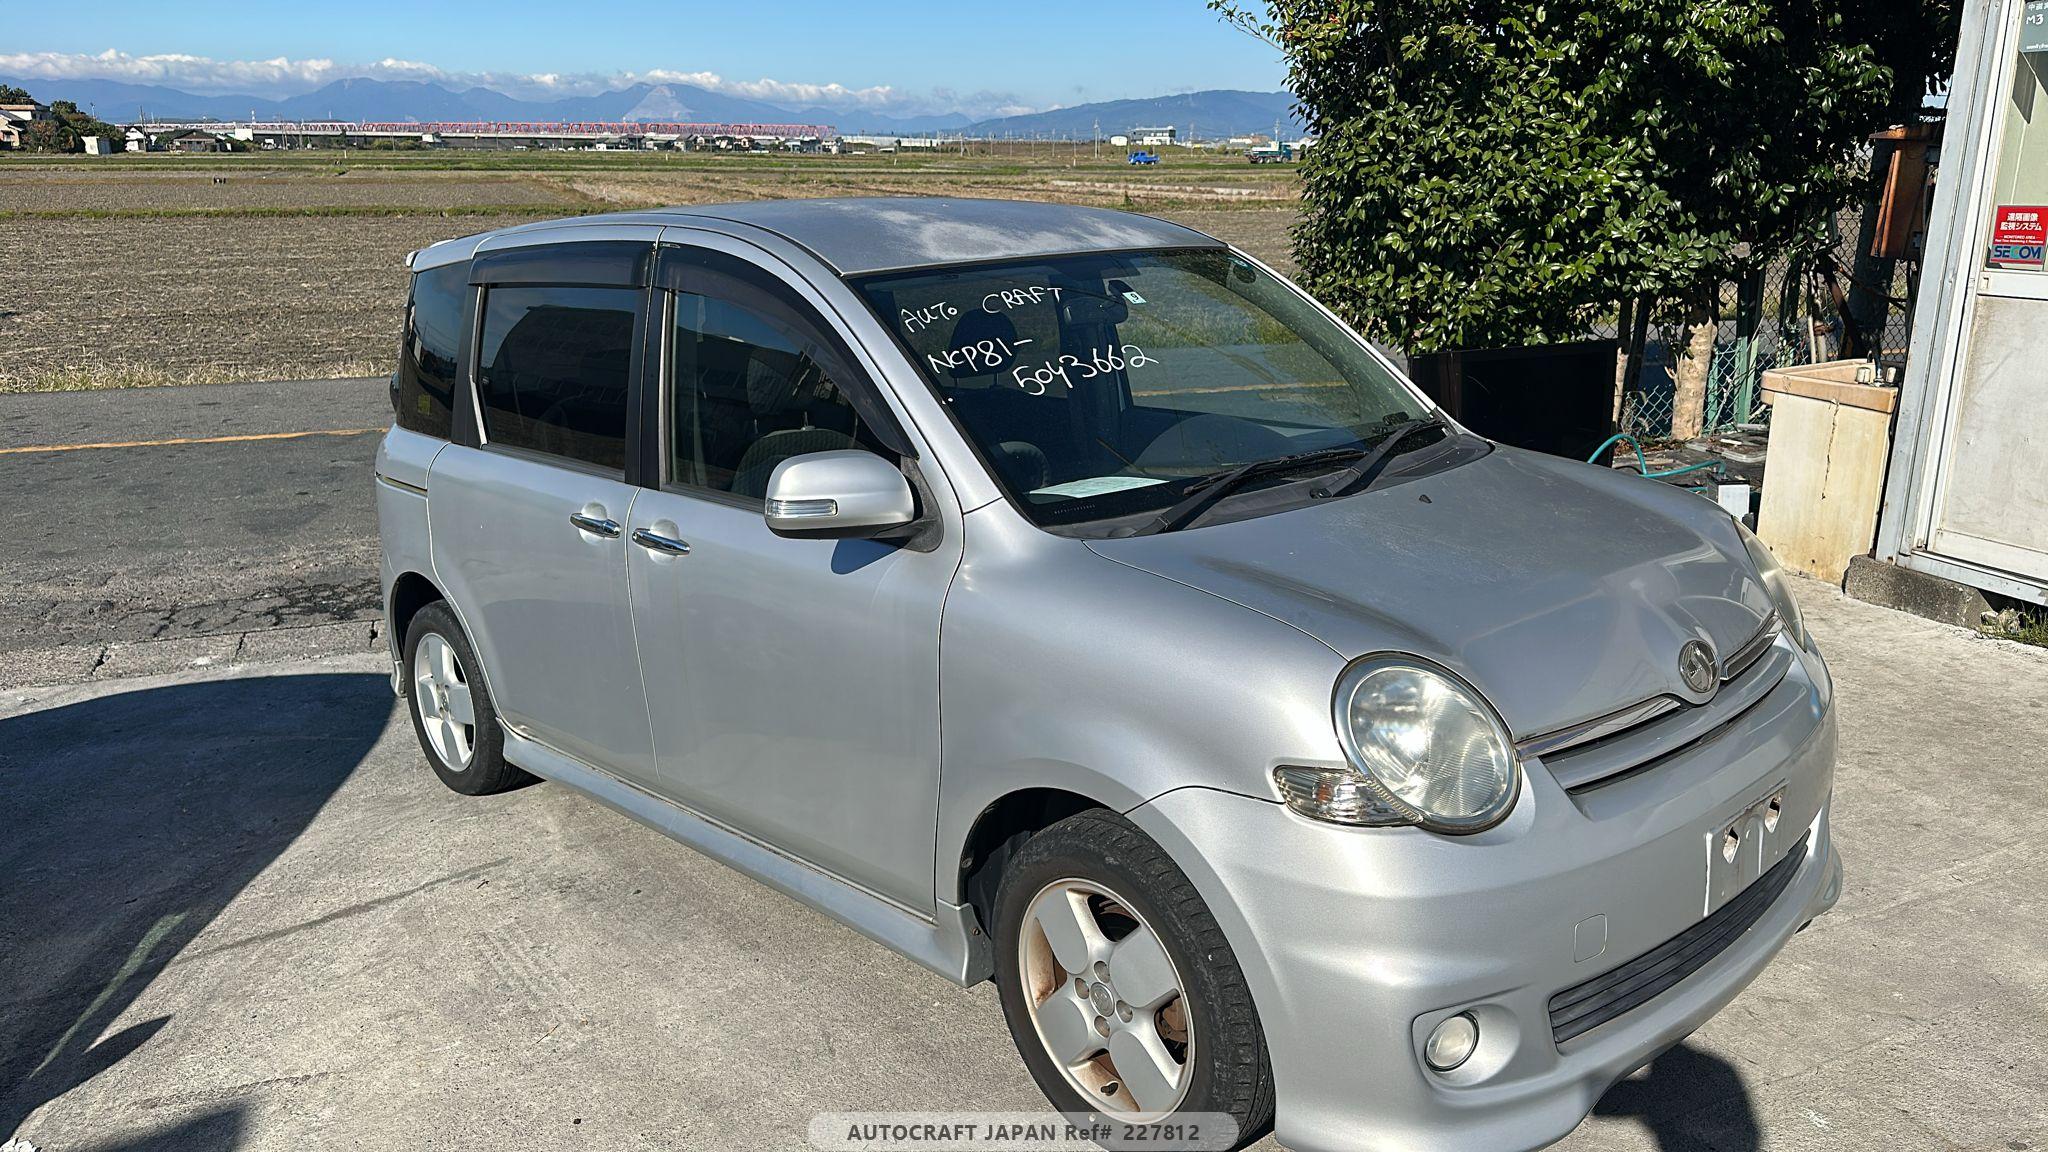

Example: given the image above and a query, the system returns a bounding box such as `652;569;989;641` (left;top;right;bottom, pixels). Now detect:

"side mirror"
762;450;918;539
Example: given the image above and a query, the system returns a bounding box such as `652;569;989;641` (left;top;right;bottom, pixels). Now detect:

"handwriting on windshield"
899;301;958;334
980;285;1064;312
1012;344;1159;395
899;285;1067;335
901;286;1149;395
927;335;1034;376
925;337;1158;393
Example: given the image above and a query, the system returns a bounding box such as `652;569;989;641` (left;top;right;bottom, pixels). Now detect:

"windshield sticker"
1121;290;1147;305
1011;343;1160;395
1031;475;1169;499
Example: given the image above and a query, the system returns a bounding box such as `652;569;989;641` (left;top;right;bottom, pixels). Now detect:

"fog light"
1424;1013;1479;1072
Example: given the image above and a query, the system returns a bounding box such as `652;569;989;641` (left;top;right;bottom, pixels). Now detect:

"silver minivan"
376;198;1843;1152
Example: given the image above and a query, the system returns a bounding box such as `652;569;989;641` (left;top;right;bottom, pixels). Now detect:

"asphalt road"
2;583;2044;1152
0;378;388;688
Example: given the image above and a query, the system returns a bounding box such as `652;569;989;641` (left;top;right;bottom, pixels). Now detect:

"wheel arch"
386;570;447;677
955;786;1115;944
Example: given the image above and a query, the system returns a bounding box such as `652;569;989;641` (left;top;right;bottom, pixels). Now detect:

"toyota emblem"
1678;639;1719;695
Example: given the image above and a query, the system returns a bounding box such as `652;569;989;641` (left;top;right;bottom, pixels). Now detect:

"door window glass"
476;285;640;471
668;292;885;499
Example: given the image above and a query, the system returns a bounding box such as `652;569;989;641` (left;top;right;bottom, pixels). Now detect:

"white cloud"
645;70;903;111
0;49;1033;120
0;49;351;91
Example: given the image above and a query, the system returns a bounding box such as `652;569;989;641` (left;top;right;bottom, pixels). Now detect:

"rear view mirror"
762;450;918;539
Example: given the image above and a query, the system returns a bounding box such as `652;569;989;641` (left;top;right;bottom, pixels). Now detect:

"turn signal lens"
1273;765;1406;826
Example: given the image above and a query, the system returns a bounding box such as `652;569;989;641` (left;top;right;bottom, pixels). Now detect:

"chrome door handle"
630;527;691;555
570;511;622;538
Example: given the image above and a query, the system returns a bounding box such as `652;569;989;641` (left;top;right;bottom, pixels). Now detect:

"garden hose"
1589;432;1724;481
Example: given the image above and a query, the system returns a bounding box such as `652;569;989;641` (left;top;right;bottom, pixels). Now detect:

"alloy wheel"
1018;877;1193;1117
412;632;476;770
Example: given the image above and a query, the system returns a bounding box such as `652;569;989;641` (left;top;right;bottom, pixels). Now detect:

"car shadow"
1593;1041;1760;1151
0;672;393;1146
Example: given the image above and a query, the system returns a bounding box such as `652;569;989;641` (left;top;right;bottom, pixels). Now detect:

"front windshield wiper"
1113;445;1369;537
1307;415;1448;501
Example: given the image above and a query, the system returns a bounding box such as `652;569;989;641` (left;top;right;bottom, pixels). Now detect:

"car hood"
1084;446;1775;739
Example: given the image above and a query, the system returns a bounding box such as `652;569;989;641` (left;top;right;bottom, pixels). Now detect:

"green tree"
0;84;34;104
16;97;124;153
1215;1;1955;388
49;99;122;141
20;119;80;153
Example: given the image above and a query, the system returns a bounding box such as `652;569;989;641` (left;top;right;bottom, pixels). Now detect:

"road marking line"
0;427;382;455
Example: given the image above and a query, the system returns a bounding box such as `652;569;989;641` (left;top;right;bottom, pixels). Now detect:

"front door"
626;277;955;911
429;279;656;786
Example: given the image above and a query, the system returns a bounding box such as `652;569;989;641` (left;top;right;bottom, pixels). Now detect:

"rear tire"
403;601;529;796
992;808;1273;1148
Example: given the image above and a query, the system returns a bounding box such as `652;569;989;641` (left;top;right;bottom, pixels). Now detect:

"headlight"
1737;521;1809;649
1276;658;1520;833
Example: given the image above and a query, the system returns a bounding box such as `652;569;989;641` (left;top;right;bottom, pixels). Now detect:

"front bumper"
1127;643;1841;1152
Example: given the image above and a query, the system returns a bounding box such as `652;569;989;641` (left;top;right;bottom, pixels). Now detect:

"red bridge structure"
136;120;839;147
355;121;837;140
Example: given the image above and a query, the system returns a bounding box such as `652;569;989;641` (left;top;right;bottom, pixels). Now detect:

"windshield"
854;248;1438;531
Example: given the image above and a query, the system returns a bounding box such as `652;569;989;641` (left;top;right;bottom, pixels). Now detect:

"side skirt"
501;725;991;985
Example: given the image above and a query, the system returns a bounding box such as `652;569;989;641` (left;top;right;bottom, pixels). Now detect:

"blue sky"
0;1;1287;118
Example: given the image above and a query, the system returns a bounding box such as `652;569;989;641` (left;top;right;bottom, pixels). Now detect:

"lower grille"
1548;832;1810;1045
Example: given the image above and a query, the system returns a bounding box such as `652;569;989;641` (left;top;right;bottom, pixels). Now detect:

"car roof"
664;197;1224;275
420;197;1225;278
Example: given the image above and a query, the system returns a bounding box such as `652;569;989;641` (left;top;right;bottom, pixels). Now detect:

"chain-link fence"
1613;203;1918;439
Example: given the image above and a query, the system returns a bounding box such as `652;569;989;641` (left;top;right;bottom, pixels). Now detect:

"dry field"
0;168;589;214
0;151;1298;391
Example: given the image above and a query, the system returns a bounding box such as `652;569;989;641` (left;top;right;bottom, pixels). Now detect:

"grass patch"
1986;611;2048;648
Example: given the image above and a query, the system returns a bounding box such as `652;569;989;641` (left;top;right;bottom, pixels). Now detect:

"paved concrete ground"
0;379;388;691
1;581;2043;1152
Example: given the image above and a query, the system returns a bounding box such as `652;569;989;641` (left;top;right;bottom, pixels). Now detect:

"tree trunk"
1612;298;1635;424
1616;295;1653;428
1669;304;1718;440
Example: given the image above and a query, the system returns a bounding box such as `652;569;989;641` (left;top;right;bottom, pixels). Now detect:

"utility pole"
1093;118;1099;162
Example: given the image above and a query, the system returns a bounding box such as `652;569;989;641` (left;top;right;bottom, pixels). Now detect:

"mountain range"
0;74;1303;138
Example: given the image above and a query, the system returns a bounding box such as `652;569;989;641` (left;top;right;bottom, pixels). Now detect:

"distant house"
166;128;222;153
1108;133;1130;148
124;126;152;152
1131;126;1177;147
82;134;114;156
0;101;50;150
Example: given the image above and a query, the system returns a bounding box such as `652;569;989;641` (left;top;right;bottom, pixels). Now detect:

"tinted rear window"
395;263;466;439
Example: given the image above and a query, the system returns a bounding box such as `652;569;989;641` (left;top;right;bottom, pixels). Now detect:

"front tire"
993;809;1273;1147
403;601;529;796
